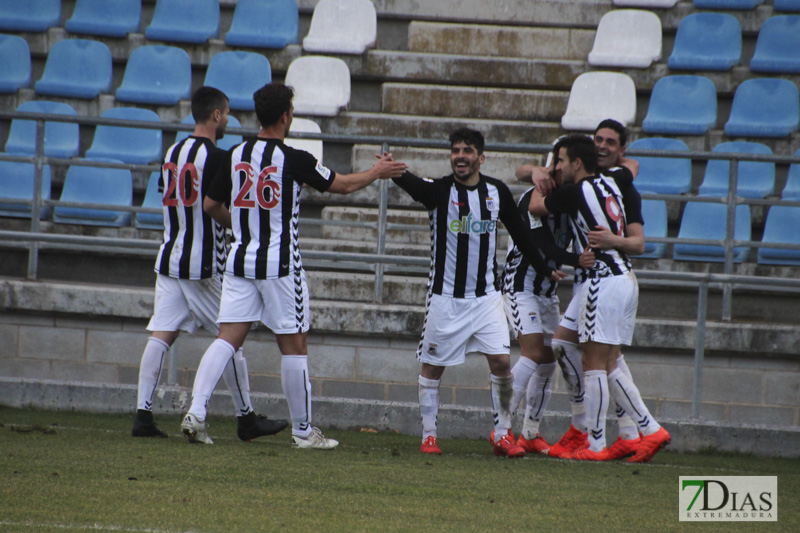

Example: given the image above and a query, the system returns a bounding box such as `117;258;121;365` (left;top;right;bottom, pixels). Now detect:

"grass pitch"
0;407;797;532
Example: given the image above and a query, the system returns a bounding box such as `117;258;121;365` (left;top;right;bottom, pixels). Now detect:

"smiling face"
593;127;624;171
450;141;485;183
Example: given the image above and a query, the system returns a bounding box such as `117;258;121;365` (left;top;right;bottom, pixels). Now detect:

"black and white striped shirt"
393;172;553;299
544;167;643;277
207;138;335;280
154;136;226;280
503;186;579;297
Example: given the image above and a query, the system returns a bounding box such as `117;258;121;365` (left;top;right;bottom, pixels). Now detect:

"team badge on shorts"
529;312;539;325
428;343;438;355
485;197;495;211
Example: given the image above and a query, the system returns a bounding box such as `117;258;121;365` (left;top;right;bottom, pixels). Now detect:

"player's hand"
578;248;595;269
372;153;408;179
548;269;567;282
531;166;556;195
587;225;618;250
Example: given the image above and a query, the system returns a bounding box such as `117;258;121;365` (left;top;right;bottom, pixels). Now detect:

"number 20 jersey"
207;138;335;280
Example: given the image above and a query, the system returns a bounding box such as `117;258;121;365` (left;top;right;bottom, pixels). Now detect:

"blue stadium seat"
693;0;763;8
724;78;799;138
145;0;219;44
749;16;800;74
4;101;80;159
0;160;52;219
775;0;800;10
135;171;164;230
668;13;741;71
780;149;800;200
204;52;272;111
53;160;133;227
628;138;692;195
225;0;298;49
634;199;667;259
85;107;162;165
115;45;191;106
34;39;112;99
65;0;141;37
698;142;775;198
0;34;31;93
673;202;751;263
0;0;60;32
642;75;717;135
757;206;800;265
175;114;244;151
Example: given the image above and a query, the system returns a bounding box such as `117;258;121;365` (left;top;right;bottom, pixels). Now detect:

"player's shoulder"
600;165;634;184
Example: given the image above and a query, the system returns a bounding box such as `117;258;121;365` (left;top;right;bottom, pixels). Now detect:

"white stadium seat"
588;9;662;68
285;56;351;117
303;0;377;54
286;118;323;162
561;72;637;131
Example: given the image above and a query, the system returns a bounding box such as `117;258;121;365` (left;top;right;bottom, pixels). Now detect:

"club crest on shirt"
485;197;495;211
315;162;332;181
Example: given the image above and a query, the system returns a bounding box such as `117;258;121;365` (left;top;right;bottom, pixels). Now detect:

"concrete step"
381;83;568;122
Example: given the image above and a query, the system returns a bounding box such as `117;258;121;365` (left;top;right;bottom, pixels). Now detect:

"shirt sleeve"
202;146;227;198
543;183;580;216
283;145;337;193
392;171;439;210
206;148;233;205
498;184;553;277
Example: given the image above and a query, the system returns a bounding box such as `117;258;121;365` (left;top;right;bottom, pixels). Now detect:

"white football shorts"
503;291;560;346
147;274;221;335
578;271;638;346
559;280;585;332
417;292;511;366
218;271;310;334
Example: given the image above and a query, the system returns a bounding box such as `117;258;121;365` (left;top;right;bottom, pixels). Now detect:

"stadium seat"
634;199;668;259
673;202;751;263
303;0;376;55
749;16;800;74
0;160;52;219
561;72;636;131
225;0;298;49
53;160;133;227
65;0;140;37
115;45;191;106
698;142;775;199
757;206;800;265
724;79;799;138
627;138;692;195
775;0;800;10
34;39;112;99
614;0;679;5
204;51;272;111
642;75;717;135
587;9;662;68
693;0;763;8
0;0;60;32
0;34;31;93
145;0;219;44
286;118;323;162
135;171;164;230
780;149;800;200
285;56;351;117
175;114;244;151
4;101;80;159
668;13;741;71
85;107;162;165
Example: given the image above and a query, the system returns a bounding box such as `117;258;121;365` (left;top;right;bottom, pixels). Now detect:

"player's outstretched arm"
203;197;232;229
528;186;550;217
327;154;407;195
587;222;645;256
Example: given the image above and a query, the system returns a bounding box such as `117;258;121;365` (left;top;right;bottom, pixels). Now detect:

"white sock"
522;362;556;439
136;337;170;411
282;355;312;437
490;374;514;438
614;354;639;439
222;348;253;417
188;339;236;420
510;356;537;415
584;369;609;451
418;375;440;440
608;368;661;437
553;339;586;432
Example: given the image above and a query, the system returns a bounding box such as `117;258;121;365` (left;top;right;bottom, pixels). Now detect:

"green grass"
0;407;797;532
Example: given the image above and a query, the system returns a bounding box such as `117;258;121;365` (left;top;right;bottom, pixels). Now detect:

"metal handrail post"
692;281;709;418
27;119;45;280
374;142;390;303
722;158;738;321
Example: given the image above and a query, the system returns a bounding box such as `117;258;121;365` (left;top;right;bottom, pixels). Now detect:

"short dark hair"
449;127;484;154
561;133;598;174
253;82;294;127
594;118;627;147
191;86;228;123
